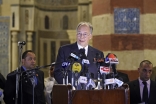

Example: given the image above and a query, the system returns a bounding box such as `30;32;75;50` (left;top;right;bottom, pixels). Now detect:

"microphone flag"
72;62;82;73
106;53;119;64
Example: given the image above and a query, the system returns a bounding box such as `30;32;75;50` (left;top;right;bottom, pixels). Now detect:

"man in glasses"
127;60;156;104
54;22;104;84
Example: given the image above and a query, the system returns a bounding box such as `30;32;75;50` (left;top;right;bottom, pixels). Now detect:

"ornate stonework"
0;16;10;77
35;0;78;5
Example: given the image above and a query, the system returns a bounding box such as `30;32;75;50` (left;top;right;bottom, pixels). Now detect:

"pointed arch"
12;12;15;27
45;16;49;29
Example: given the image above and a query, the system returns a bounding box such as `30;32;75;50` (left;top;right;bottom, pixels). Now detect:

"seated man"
44;65;57;104
127;60;156;104
4;50;45;104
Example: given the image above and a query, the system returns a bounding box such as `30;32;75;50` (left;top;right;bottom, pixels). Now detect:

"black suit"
127;79;156;104
3;67;46;104
116;71;129;83
54;42;104;84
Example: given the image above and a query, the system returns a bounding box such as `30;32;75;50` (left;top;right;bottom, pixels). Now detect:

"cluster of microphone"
61;51;124;90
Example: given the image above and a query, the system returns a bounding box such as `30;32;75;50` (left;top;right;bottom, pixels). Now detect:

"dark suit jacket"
3;67;46;104
116;71;129;83
127;79;156;104
54;42;104;84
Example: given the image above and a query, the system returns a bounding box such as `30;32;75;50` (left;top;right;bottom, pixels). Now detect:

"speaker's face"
76;25;92;47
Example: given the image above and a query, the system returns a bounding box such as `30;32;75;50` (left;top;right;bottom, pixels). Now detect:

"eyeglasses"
77;32;90;38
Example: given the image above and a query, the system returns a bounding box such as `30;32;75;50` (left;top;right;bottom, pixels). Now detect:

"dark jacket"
116;71;129;83
127;79;156;104
3;67;46;104
54;42;104;84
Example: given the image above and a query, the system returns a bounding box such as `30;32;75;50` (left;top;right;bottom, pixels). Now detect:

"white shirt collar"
138;77;150;86
77;43;88;56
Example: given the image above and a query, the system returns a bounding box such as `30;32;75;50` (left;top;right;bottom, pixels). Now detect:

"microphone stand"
62;67;68;85
20;63;55;104
29;75;36;104
67;58;75;88
97;62;101;90
95;58;104;90
108;63;114;89
15;42;25;104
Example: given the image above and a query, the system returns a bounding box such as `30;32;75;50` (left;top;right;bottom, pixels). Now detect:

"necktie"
79;48;86;59
30;76;37;86
142;81;148;103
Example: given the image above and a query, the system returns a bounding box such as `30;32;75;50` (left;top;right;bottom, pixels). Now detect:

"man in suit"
44;65;57;104
3;50;46;104
127;60;156;104
54;22;104;84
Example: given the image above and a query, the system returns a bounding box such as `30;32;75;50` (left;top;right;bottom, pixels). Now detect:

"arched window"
63;15;68;29
12;12;15;27
45;16;49;29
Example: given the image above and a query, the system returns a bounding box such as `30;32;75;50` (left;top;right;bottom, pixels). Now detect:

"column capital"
11;30;19;42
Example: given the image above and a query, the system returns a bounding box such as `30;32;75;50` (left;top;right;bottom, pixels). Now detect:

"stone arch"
45;15;50;29
63;15;68;29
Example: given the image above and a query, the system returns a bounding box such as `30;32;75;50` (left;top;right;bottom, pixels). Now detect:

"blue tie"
30;76;37;86
34;76;37;85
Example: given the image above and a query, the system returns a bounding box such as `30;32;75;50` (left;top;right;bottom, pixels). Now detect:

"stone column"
26;31;33;50
67;30;76;43
11;31;19;71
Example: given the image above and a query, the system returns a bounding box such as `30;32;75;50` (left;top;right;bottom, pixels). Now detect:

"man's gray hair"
76;22;93;34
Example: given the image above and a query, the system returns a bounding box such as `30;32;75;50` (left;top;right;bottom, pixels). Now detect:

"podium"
52;84;130;104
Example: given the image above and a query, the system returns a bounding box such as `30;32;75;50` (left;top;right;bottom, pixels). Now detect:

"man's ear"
89;34;92;39
22;59;24;64
138;68;140;72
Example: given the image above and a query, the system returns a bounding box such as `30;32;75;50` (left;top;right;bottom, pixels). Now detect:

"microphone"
100;66;110;74
82;59;90;65
51;62;56;66
86;78;96;90
106;53;119;64
61;62;70;85
94;53;104;73
94;53;104;63
62;62;70;69
81;59;90;76
70;53;81;60
106;53;119;76
72;62;82;89
18;41;26;45
72;62;82;73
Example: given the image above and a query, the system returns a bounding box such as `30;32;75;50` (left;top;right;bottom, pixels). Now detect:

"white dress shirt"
44;77;57;104
77;43;88;56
